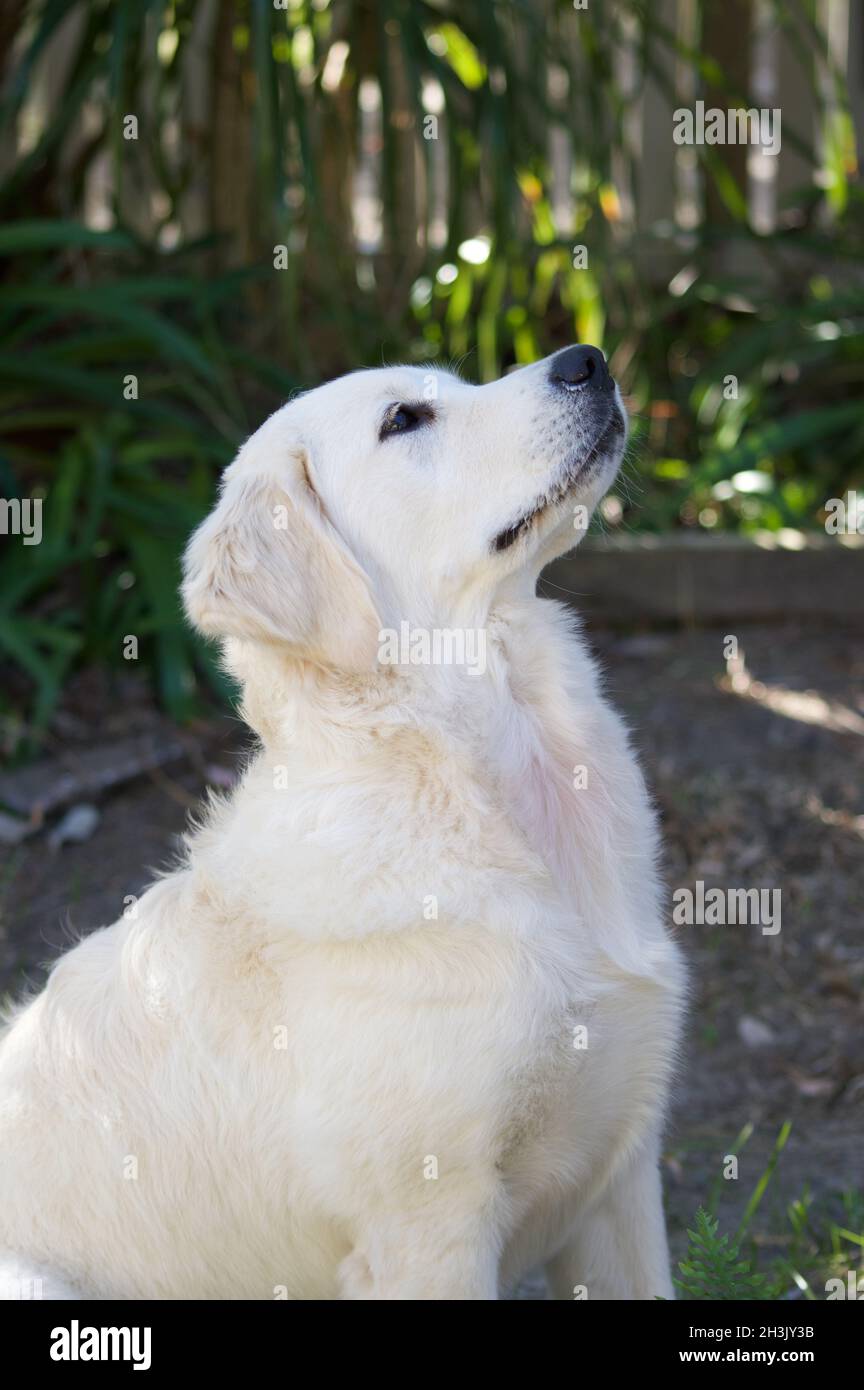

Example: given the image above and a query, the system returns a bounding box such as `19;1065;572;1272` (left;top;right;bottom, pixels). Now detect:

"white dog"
0;347;685;1300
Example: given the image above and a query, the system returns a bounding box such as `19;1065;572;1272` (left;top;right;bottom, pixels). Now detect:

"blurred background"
0;0;862;1299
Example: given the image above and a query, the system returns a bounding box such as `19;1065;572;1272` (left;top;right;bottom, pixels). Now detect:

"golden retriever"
0;346;685;1299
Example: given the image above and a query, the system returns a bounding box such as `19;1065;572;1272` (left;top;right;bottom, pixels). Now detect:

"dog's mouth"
492;409;625;554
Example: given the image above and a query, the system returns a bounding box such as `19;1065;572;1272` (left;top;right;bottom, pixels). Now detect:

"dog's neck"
224;593;552;749
217;596;662;979
227;595;605;878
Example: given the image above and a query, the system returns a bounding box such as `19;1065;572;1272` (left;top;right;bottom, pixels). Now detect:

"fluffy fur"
0;353;685;1299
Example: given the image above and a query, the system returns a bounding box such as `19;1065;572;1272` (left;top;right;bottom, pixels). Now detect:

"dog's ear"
182;414;381;672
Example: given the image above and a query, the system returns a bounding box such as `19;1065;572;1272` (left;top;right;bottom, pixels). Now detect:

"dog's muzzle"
490;344;626;554
549;342;626;476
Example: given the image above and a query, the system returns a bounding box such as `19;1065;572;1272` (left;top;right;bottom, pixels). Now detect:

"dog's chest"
472;668;684;1259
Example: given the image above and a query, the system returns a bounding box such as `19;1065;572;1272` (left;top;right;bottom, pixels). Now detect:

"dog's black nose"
549;344;611;390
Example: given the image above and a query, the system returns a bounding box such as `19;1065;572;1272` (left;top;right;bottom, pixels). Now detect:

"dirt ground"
1;616;862;1295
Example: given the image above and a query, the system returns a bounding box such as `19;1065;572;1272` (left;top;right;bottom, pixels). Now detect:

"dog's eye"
379;402;432;440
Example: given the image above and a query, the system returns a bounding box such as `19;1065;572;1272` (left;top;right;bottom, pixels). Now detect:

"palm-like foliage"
0;0;860;748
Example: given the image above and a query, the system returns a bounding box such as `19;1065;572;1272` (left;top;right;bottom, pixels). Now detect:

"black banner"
5;1296;858;1374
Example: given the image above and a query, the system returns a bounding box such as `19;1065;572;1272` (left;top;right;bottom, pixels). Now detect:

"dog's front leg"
545;1136;674;1301
339;1206;502;1301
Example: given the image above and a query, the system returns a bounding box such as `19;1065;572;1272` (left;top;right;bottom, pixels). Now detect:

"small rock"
737;1015;776;1049
48;803;100;851
792;1075;834;1099
0;811;33;845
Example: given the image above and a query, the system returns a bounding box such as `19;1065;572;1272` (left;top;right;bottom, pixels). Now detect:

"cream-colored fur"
0;354;685;1300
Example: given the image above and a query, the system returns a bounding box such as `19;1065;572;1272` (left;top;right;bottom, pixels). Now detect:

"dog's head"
182;346;627;672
